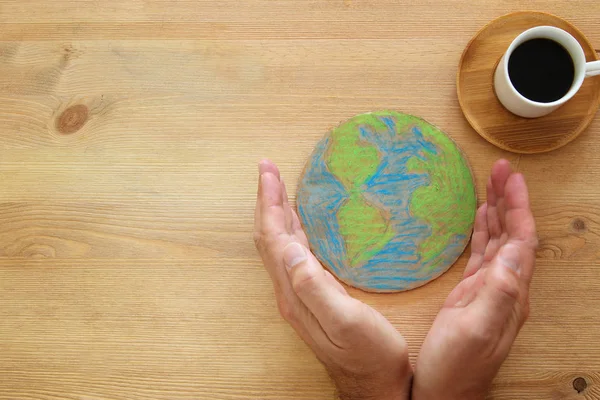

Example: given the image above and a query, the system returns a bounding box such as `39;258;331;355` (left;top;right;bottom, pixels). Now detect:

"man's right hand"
412;159;538;400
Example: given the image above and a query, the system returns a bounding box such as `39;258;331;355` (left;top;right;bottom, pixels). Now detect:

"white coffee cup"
494;26;600;118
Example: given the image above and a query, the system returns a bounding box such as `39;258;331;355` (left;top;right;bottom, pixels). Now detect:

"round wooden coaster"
457;12;600;154
296;111;476;293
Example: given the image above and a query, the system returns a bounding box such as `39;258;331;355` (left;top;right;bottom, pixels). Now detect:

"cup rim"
501;25;585;108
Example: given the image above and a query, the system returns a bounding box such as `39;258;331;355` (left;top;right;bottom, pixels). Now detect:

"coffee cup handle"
586;61;600;77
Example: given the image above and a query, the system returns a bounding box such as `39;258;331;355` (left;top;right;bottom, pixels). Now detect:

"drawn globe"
296;111;476;292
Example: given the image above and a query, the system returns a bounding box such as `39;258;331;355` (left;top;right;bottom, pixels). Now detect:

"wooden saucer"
457;12;600;154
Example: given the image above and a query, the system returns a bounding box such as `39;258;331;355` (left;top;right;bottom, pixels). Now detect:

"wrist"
412;372;490;400
335;375;412;400
327;351;413;400
412;386;486;400
338;390;411;400
414;395;485;400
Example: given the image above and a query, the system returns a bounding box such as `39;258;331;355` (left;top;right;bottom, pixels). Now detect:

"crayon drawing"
297;111;476;292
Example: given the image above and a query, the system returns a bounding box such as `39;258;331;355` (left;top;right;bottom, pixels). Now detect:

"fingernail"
261;172;278;189
499;243;520;272
258;160;268;175
283;242;307;270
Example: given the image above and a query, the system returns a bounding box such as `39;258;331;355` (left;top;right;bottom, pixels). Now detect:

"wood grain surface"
0;1;599;399
458;12;600;154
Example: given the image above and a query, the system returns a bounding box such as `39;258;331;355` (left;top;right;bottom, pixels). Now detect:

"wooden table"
1;1;599;399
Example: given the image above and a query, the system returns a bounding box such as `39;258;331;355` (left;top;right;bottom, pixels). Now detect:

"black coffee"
507;38;575;103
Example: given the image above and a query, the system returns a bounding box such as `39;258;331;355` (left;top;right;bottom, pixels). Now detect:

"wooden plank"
1;0;599;399
0;259;599;399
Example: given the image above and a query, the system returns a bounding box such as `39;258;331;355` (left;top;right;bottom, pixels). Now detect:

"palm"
413;160;537;400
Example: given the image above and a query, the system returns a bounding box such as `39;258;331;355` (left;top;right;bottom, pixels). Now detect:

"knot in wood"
57;104;89;134
571;218;586;233
573;377;587;393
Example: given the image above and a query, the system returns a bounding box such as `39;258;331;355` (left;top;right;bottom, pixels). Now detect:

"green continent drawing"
326;114;394;267
404;115;477;269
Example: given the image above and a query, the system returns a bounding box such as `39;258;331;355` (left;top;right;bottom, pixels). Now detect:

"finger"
282;177;310;246
255;166;289;289
259;172;287;236
484;161;512;262
324;270;348;295
445;273;478;307
287;186;302;231
471;237;534;333
464;203;490;278
278;244;347;357
291;206;303;231
255;160;281;233
259;238;336;359
254;164;341;360
291;209;309;246
504;173;535;241
284;242;354;348
281;179;294;233
491;159;512;232
504;173;537;285
259;159;281;179
278;292;337;363
470;255;523;333
486;176;502;238
265;244;336;359
282;179;309;245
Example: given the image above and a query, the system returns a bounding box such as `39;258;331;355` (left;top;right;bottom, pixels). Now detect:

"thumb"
471;244;523;328
283;242;352;330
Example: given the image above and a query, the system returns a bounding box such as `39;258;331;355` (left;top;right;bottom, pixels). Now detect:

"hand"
254;160;413;400
412;159;538;400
